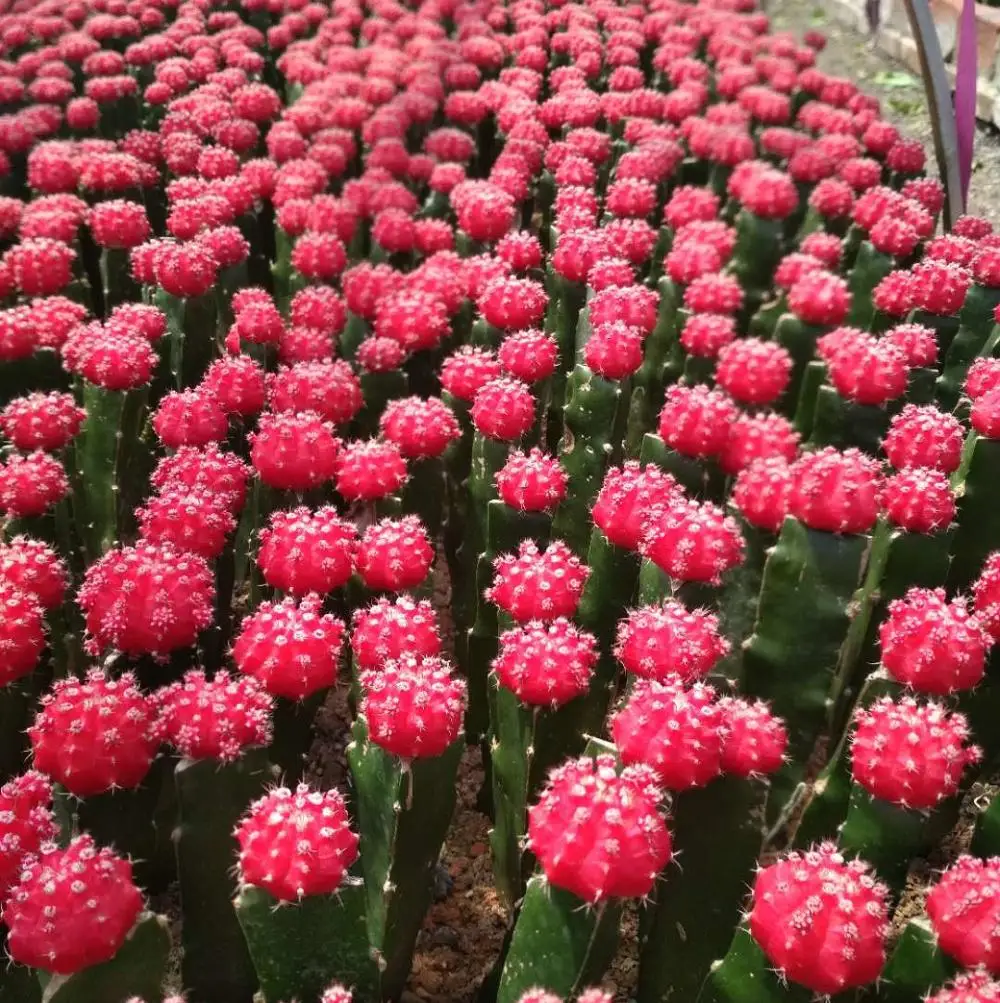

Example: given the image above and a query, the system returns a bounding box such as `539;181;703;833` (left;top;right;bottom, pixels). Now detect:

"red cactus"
614;601;729;682
788;447;883;534
257;506;356;596
0;772;56;901
471;377;536;442
157;669;273;762
250;411;340;492
495;448;568;513
526;755;671;903
927;856;1000;971
657;384;738;459
30;669;160;797
380;397;461;459
0;451;69;518
680;313;737;358
350;597;441;675
485;540;589;623
787;270;850;326
748;844;889;994
355;516;434;592
232;594;345;702
235;784;358;901
926;971;1000;1003
715;339;793;406
641;498;745;585
592;461;682;552
717;698;788;777
268;361;363;428
883;405;964;473
151;445;251;514
0;537;66;611
498;330;559;385
359;653;466;759
78;542;214;658
974;553;1000;642
613;676;725;790
493;618;598;707
850;695;980;809
881;468;956;534
0;392;85;452
584;322;645;380
137;486;236;559
827;336;909;406
440;347;502;402
880;588;989;693
4;834;143;975
721;413;800;476
335;439;408;503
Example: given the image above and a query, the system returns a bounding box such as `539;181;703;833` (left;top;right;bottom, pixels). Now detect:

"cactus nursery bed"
6;0;1000;1000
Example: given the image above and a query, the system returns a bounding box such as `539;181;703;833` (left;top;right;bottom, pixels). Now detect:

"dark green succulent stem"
638;431;725;501
339;312;369;362
496;877;622;1003
625;277;680;458
0;676;39;782
357;369;408;438
948;434;1000;593
234;882;378;1003
0;954;38;1003
741;517;870;825
401;456;446;538
347;721;463;1001
729;210;785;303
936;289;1000;413
154;289;219;390
174;751;273;1003
637;777;766;1003
713;520;772;686
856;919;955;1003
794;671;902;849
551;365;622;558
99;247;141;313
971;786;1000;857
37;913;171;1003
827;521;953;737
807;385;894;455
748;293;788;340
774;314;827;419
576;529;640;643
75;382;149;561
76;755;176;894
846;241;894;330
792;359;827;440
700;925;813;1003
269;690;326;785
270;225;294;311
838;783;961;897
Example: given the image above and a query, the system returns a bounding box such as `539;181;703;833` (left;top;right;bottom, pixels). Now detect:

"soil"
767;0;1000;227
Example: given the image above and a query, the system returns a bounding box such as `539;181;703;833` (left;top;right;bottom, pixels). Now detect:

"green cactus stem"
971;786;1000;857
355;369;408;439
748;293;788;340
637;777;766;1003
936;292;1000;413
99;247;141;313
400;457;445;538
544;267;586;445
0;956;38;1003
75;756;176;894
496;876;622;1003
792;359;827;440
837;783;960;897
700;925;813;1003
793;672;901;849
807;385;893;455
637;431;725;503
490;678;613;910
948;434;1000;593
551;365;624;558
269;690;326;786
347;721;463;1000
775;314;827;418
153;289;220;391
174;750;273;1003
234;880;378;1003
741;516;870;823
0;675;41;783
827;521;953;736
855;918;954;1003
846;242;895;330
729;211;786;309
712;520;772;686
74;382;149;561
340;312;369;362
37;913;171;1003
624;278;680;457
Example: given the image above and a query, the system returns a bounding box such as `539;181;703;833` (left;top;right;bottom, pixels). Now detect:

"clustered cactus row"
1;0;1000;1001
